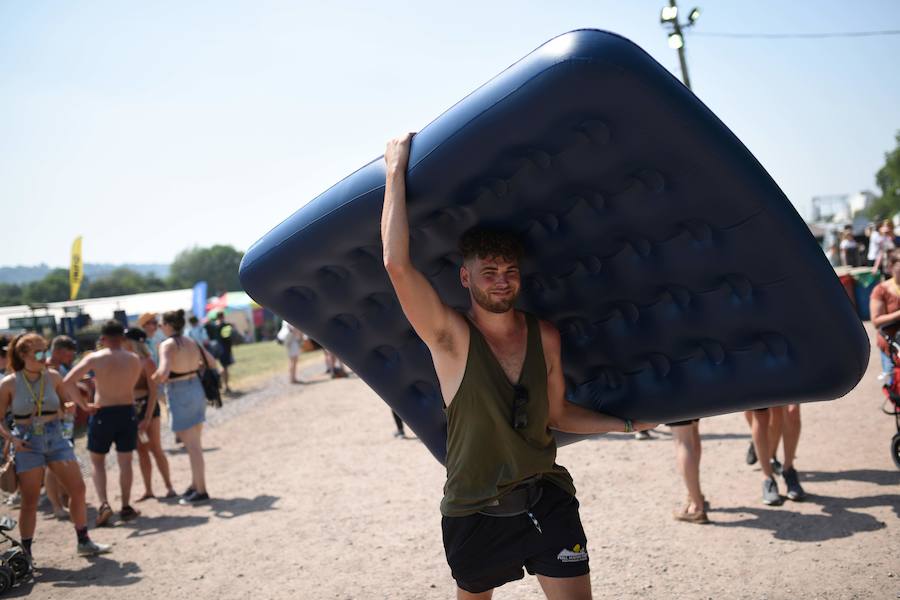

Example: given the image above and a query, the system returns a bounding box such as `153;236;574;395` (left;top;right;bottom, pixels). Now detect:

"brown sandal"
96;503;113;527
673;505;709;524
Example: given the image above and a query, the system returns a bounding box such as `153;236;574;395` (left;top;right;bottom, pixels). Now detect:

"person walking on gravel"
382;133;656;599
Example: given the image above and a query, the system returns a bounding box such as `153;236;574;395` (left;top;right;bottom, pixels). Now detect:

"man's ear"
460;265;470;289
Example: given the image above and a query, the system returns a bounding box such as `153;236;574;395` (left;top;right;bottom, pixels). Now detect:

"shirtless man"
382;133;656;599
63;321;143;525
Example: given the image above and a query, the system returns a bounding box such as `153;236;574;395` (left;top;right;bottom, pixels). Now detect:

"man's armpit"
435;329;455;354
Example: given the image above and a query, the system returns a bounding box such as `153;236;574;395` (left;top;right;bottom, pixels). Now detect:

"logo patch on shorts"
557;543;588;563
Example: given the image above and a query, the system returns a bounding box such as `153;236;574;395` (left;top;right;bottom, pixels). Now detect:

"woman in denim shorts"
0;333;109;557
153;309;218;506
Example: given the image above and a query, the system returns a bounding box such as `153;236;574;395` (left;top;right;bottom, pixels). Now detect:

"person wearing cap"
137;312;165;365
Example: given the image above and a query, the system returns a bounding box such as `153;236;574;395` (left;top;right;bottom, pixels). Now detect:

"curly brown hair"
458;227;524;264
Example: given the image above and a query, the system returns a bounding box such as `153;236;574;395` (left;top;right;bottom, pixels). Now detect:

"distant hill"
0;263;170;285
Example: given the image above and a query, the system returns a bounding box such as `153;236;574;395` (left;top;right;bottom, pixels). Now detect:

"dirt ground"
3;325;898;599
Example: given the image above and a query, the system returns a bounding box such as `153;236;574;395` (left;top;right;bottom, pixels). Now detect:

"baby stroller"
878;329;900;469
0;516;33;593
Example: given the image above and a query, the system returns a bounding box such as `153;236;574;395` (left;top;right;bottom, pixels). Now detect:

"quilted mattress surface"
240;29;868;462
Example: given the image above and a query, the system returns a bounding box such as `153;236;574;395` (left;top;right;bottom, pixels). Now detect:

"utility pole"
660;1;701;90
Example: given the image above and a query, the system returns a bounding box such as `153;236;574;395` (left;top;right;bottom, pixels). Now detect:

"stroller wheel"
7;552;30;582
892;433;900;470
0;565;12;594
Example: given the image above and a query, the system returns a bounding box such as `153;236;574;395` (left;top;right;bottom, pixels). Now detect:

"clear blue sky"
1;0;898;267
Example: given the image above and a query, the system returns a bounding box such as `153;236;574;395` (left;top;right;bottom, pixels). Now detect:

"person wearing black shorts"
213;312;235;394
382;134;657;598
66;321;143;525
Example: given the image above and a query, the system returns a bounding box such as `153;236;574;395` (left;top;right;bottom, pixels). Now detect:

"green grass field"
229;341;323;389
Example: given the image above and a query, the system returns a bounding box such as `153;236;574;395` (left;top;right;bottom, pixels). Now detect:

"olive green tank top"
440;312;575;517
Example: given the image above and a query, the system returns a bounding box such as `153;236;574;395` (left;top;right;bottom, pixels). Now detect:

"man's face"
461;255;521;314
52;348;75;368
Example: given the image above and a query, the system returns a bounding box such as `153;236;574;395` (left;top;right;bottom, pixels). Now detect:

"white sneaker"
77;539;112;556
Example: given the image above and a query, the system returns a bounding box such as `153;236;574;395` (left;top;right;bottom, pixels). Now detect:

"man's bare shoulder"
46;369;64;385
537;318;562;354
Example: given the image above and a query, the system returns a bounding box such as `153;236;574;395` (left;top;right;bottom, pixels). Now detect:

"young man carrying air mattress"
381;132;657;599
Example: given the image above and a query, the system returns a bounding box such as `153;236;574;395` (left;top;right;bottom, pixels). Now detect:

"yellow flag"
70;236;83;300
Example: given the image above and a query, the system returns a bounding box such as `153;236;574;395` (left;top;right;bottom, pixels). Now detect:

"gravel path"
3;327;898;599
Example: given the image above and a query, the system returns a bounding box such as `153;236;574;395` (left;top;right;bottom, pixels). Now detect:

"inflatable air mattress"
240;29;869;462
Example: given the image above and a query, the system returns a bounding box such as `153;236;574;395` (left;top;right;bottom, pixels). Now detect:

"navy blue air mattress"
240;29;869;463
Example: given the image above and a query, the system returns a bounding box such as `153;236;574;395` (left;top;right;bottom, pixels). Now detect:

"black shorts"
87;405;138;454
219;348;234;368
135;396;161;421
442;482;589;594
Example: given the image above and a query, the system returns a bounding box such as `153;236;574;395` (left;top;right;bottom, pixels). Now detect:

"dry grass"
229;341;323;390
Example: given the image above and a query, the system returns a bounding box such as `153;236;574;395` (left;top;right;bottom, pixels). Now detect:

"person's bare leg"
325;351;335;373
743;410;753;427
782;404;801;470
289;356;298;382
672;423;704;511
768;406;784;461
179;424;206;494
89;452;109;506
47;460;88;529
148;418;175;493
457;588;493;600
751;410;773;479
17;468;44;541
222;367;230;391
136;441;154;498
537;573;592;600
116;451;134;508
45;470;66;515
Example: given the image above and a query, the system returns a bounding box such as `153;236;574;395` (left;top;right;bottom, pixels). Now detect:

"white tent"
0;288;194;330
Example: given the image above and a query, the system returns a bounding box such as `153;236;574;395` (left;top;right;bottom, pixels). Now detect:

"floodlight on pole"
659;0;699;90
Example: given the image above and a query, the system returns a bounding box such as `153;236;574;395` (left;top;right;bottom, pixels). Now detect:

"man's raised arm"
381;133;457;349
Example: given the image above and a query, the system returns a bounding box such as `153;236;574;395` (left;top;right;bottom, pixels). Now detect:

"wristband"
623;418;633;433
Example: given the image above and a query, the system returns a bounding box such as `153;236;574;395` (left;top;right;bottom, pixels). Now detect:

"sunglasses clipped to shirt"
512;384;529;430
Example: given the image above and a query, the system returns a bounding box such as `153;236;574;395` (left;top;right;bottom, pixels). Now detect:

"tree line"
0;245;243;307
865;130;900;219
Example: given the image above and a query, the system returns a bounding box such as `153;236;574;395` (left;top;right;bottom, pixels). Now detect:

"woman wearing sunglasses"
0;333;110;557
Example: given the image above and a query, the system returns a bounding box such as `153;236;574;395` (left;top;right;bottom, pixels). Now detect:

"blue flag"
192;281;208;320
